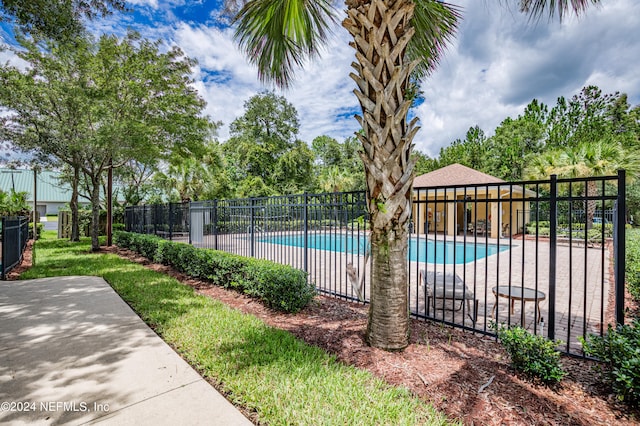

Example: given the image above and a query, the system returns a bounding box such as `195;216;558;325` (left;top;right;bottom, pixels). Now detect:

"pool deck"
189;231;612;354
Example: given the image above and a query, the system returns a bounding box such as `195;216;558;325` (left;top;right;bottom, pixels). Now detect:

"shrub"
627;229;640;302
492;323;565;384
114;231;315;313
527;226;550;237
119;232;160;259
29;222;43;239
244;259;315;312
581;320;640;406
114;230;133;247
526;221;550;229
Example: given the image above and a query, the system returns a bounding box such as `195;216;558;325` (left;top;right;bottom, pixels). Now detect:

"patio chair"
419;270;478;323
466;222;474;234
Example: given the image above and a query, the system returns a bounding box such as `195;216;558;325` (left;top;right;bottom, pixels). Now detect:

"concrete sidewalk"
0;276;254;425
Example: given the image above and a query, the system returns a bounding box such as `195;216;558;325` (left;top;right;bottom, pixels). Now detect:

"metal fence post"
213;200;218;250
155;204;159;236
250;198;256;258
168;203;173;241
548;174;557;339
17;217;21;266
615;169;626;325
1;217;5;280
303;193;309;274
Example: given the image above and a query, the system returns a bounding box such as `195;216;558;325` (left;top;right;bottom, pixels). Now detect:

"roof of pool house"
413;163;504;188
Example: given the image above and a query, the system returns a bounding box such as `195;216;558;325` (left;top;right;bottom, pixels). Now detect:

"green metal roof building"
0;168;99;215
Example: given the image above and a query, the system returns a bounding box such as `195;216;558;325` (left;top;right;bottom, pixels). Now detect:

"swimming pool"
260;234;508;264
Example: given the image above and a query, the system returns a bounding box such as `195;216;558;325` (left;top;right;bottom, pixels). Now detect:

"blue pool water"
260;234;508;264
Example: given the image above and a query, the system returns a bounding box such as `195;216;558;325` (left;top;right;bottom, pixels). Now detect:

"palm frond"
408;0;461;80
519;0;601;21
233;0;337;88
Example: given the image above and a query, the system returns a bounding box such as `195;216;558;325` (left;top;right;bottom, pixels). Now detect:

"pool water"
260;234;507;264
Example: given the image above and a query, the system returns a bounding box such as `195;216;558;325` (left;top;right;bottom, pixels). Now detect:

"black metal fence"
125;171;627;357
1;216;30;280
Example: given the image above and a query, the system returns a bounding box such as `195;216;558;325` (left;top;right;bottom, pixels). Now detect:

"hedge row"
525;223;613;241
114;231;315;313
627;228;640;302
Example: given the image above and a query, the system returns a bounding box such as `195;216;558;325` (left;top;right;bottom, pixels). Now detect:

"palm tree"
0;189;30;217
319;165;355;193
319;165;356;227
230;0;599;351
154;158;206;203
526;139;640;227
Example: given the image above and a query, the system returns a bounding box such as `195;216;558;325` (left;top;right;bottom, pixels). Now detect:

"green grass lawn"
21;231;454;426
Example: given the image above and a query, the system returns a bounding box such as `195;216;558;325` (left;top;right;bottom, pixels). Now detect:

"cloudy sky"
2;0;639;158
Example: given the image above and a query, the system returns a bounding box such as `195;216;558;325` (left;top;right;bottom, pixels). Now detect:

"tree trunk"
90;174;101;251
367;225;410;349
585;180;598;230
70;164;80;242
344;0;418;351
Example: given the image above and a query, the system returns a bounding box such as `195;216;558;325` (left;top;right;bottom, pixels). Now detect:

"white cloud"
280;25;361;143
171;20;360;143
127;0;159;8
170;23;261;138
414;0;640;157
0;47;29;70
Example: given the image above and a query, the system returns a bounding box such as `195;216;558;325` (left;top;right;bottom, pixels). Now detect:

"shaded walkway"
0;276;253;425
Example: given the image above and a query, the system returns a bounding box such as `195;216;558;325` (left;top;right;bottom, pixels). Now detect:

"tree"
311;135;365;192
0;0;125;41
80;33;211;250
153;158;206;203
546;86;632;150
312;135;343;167
437;125;489;172
526;139;640;227
199;142;236;201
485;101;547;180
412;150;439;176
318;165;356;193
273;140;315;193
0;36;94;241
223;92;313;196
116;160;156;206
230;0;599;351
0;33;212;250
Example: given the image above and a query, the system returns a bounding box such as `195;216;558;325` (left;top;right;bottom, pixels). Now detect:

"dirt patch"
13;242;640;424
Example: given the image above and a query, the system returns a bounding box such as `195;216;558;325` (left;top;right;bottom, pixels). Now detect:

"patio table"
491;286;546;328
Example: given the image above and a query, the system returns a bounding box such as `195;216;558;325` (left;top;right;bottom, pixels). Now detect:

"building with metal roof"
0;168;93;215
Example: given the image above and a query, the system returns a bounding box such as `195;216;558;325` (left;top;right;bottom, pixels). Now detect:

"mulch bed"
9;241;640;425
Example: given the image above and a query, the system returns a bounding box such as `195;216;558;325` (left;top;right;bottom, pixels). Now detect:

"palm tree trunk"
343;0;418;350
585;180;598;230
